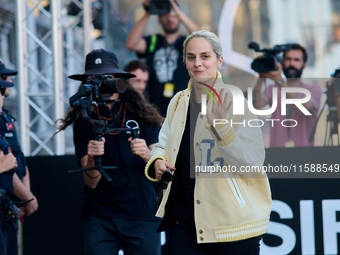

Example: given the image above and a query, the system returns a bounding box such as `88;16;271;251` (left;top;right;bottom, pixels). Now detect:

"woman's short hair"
183;30;223;62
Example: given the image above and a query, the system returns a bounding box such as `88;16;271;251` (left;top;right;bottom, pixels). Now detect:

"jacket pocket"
224;172;246;209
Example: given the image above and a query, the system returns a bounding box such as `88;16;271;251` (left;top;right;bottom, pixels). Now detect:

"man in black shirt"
126;0;200;116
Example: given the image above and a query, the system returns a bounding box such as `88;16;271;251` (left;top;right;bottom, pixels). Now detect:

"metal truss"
15;0;92;156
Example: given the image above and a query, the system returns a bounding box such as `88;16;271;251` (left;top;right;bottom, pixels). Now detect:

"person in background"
124;60;149;95
0;79;18;255
0;61;38;255
126;0;200;116
253;44;322;147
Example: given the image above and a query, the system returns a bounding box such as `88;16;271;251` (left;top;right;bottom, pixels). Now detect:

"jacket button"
196;142;199;147
200;114;204;119
196;200;201;204
200;236;204;241
173;148;176;152
199;229;203;234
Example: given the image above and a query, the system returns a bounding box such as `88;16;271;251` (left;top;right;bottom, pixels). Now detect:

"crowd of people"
0;0;332;254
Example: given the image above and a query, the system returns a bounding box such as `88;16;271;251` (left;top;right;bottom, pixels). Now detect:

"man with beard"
126;0;200;116
124;60;149;95
253;44;322;147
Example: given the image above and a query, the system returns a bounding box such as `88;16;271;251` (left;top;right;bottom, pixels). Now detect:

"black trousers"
166;219;261;255
6;226;18;255
83;216;161;255
0;211;7;255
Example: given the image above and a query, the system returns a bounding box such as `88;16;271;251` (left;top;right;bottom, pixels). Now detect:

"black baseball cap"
0;61;18;75
69;49;136;81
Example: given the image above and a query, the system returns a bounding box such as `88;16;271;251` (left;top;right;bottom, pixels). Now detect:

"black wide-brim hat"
69;49;136;81
0;61;18;75
0;79;14;87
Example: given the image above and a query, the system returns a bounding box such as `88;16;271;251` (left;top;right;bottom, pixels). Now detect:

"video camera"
332;68;340;92
248;41;292;73
323;68;340;110
69;75;127;113
149;0;171;14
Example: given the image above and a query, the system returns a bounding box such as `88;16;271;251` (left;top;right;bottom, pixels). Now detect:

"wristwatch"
276;80;284;87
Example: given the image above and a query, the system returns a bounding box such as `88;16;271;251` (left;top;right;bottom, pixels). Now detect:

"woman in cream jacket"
145;30;272;255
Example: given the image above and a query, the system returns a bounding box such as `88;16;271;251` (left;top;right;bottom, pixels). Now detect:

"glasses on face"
0;74;8;81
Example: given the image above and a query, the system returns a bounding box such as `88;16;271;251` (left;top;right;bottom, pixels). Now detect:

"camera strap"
148;34;157;54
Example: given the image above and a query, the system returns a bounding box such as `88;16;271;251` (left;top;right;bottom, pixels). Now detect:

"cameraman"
126;0;200;116
326;74;340;121
253;44;322;147
57;49;163;255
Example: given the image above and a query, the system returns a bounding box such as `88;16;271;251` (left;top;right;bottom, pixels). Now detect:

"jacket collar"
186;71;223;95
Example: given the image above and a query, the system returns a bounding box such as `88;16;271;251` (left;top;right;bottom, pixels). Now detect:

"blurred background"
1;0;340;156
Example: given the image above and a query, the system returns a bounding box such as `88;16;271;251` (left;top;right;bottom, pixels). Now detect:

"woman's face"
185;37;223;83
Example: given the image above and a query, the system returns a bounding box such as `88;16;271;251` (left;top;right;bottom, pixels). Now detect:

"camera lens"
100;78;127;94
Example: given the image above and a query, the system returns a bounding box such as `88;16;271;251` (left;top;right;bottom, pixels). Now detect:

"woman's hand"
87;137;105;160
128;137;151;162
206;88;232;125
154;159;175;180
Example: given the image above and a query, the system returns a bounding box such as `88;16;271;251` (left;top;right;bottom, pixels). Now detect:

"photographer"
126;0;200;116
57;49;163;255
326;73;340;121
253;44;322;147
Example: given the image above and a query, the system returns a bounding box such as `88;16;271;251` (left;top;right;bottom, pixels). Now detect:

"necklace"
93;102;126;135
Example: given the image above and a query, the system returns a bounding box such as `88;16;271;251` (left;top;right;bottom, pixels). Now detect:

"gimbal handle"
93;132;113;182
68;115;115;182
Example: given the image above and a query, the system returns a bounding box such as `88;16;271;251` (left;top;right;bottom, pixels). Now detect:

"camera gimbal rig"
68;76;140;181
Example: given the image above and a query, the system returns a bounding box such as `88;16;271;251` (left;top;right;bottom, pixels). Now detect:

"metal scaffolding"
15;0;92;156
